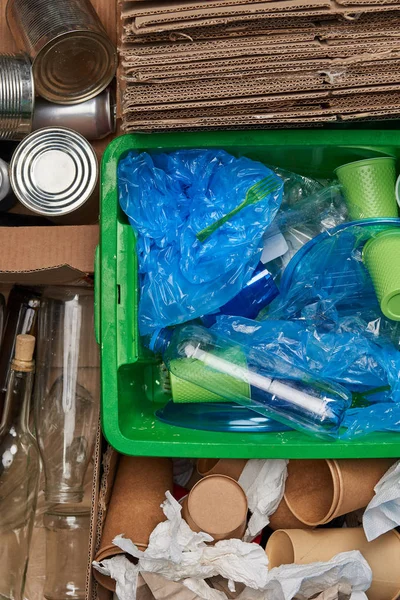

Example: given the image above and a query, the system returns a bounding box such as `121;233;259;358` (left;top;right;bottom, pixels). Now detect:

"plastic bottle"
150;324;351;439
201;262;278;326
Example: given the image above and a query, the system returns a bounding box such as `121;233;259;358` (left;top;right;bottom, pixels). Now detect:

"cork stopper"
12;334;36;372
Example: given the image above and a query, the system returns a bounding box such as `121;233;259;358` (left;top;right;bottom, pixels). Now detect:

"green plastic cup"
169;347;249;403
335;157;398;221
363;229;400;321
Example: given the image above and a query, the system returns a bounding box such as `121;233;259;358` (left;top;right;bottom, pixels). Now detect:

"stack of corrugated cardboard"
119;0;400;131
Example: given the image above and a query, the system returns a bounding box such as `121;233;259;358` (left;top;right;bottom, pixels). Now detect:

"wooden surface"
0;0;117;51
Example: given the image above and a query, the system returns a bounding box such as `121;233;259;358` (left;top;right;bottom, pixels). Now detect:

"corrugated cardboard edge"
88;445;119;600
0;224;98;284
122;0;329;18
86;422;103;600
127;5;400;35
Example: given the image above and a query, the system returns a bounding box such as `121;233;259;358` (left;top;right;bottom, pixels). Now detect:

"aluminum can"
32;88;116;140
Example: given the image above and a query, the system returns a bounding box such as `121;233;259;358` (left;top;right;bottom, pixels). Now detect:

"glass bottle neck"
1;368;34;434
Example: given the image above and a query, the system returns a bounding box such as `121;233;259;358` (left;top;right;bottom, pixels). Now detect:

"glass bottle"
0;286;41;425
44;507;90;600
34;287;99;504
0;334;39;600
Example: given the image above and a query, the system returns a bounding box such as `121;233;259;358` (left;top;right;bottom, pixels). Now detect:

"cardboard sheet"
127;5;400;36
120;0;400;131
0;225;98;284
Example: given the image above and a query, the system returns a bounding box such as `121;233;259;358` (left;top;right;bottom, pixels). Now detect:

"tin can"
7;0;117;105
32;88;116;140
0;53;34;140
10;127;98;218
0;157;16;212
0;158;11;203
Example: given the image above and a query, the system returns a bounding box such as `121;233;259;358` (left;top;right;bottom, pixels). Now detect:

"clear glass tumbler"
44;507;90;600
34;287;99;503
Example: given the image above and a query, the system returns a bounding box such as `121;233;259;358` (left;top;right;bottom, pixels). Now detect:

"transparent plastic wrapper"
150;324;351;440
269;166;324;207
118;149;283;335
213;315;400;404
265;184;348;281
257;219;400;437
202;180;343;325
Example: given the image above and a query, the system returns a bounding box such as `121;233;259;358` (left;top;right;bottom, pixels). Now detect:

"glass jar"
44;507;90;600
34;287;99;503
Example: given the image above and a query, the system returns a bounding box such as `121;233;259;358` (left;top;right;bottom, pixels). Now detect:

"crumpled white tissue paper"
95;551;370;600
238;459;288;541
363;460;400;541
93;491;269;600
93;493;371;600
260;551;371;600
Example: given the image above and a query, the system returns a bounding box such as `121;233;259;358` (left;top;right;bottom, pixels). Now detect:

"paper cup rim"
197;458;220;476
335;155;396;176
284;460;340;527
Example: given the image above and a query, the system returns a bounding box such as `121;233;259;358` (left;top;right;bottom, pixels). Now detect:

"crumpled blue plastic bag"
118;149;283;334
212;315;400;402
212;220;400;437
343;403;400;437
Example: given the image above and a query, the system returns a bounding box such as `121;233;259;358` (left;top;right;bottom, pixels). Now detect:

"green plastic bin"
97;130;400;459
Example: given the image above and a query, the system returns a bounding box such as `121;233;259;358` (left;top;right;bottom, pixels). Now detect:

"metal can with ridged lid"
6;0;117;105
10;126;98;219
0;53;34;140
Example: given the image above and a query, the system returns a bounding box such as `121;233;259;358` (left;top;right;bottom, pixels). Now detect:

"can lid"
33;32;117;105
10;126;98;216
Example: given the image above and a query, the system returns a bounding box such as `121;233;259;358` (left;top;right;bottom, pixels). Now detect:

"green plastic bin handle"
94;245;101;345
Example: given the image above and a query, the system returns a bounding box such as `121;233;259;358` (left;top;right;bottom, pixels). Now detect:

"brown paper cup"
266;528;400;600
93;545;146;592
284;459;394;527
182;474;247;542
185;466;203;490
196;458;247;481
328;458;395;521
284;460;340;527
93;456;173;590
269;497;313;531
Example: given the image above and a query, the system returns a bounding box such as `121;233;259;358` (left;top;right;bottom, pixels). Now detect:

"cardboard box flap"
122;14;323;41
120;37;400;67
127;5;400;35
0;225;98;284
126;0;332;21
122;0;330;17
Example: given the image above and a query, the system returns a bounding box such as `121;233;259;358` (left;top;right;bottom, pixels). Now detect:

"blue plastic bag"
212;220;400;437
212;315;400;402
118;149;283;334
